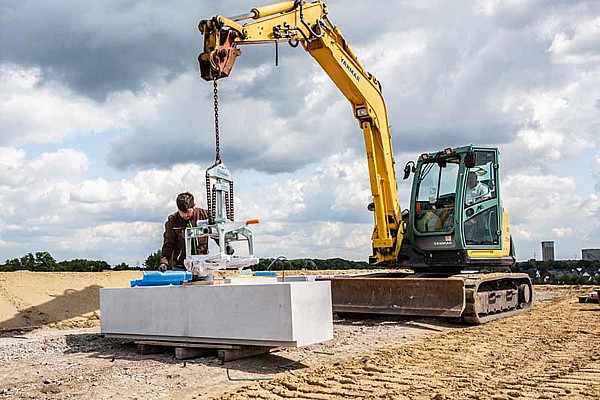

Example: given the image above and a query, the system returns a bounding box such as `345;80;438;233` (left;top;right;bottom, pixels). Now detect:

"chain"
206;77;234;223
213;78;221;165
206;78;221;224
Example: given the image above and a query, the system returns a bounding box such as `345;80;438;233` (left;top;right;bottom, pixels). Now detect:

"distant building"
542;241;555;261
582;249;600;261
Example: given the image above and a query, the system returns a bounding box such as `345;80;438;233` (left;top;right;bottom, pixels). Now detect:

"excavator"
198;0;533;324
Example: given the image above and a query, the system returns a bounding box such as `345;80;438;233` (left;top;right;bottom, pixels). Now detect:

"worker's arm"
198;1;404;264
160;218;176;265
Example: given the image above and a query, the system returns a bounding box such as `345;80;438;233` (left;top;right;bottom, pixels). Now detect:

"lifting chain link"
213;78;221;165
205;77;234;223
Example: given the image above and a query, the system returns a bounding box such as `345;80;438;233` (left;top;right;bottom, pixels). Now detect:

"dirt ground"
0;271;599;399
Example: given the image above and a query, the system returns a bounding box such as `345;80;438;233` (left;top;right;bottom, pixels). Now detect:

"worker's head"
467;172;478;189
176;192;195;220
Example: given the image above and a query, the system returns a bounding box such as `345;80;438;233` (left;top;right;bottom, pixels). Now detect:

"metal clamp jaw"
185;162;260;270
186;219;257;258
185;219;260;270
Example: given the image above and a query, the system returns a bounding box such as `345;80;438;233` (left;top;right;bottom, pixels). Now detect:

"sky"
0;0;599;266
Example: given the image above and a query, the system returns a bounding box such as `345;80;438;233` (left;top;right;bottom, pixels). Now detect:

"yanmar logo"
433;236;453;246
341;56;360;82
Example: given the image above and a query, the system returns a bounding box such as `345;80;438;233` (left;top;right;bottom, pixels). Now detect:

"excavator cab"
403;145;515;272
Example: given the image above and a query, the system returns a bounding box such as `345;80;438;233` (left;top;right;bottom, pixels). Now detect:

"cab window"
464;206;499;245
415;159;459;234
464;151;497;207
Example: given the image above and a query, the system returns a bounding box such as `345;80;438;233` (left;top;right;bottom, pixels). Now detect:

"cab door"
462;149;502;250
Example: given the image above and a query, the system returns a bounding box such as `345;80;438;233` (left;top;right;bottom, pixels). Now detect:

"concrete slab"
100;281;333;347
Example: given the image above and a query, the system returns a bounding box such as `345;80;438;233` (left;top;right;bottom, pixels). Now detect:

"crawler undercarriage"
326;272;533;325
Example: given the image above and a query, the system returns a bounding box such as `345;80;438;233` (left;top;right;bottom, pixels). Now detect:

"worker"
159;192;210;272
465;172;490;205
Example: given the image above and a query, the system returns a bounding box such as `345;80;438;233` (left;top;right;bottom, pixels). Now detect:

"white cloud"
0;148;183;264
0;146;379;264
548;16;600;65
106;63;355;173
499;63;600;173
516;130;571;161
503;173;600;259
0;147;25;167
552;227;574;237
30;148;89;180
0;65;117;144
594;154;600;193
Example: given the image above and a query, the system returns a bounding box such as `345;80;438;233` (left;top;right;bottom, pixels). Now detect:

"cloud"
0;0;324;100
0;65;116;144
476;0;594;29
0;0;198;100
594;154;600;193
0;146;379;264
551;227;574;238
503;173;600;259
4;0;598;174
548;16;600;65
106;68;355;173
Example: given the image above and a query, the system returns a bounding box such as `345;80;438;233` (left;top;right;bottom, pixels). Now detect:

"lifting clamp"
184;78;259;273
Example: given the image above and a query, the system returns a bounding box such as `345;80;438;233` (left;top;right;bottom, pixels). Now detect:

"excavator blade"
328;275;466;318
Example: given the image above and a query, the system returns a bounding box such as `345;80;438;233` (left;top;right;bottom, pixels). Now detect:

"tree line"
3;251;599;285
0;251;371;272
0;252;115;272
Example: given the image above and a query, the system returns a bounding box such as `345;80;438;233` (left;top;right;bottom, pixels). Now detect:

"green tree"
20;253;35;270
144;249;162;270
34;252;57;271
113;262;130;270
56;259;110;272
3;258;20;271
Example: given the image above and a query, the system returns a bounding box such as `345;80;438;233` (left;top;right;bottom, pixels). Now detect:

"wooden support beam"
133;340;274;362
175;347;215;360
217;346;273;364
136;344;163;355
134;340;241;350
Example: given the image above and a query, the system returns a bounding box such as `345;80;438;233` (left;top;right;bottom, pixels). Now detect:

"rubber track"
461;272;534;324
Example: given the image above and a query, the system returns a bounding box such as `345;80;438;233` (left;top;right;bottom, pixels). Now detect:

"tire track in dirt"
218;287;600;399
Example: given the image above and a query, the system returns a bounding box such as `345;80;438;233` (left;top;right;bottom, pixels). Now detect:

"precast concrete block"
100;281;333;347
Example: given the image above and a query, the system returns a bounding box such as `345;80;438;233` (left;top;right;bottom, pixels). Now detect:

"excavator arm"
198;0;405;264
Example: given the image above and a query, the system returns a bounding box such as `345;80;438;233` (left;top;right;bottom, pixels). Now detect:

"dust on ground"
0;272;598;399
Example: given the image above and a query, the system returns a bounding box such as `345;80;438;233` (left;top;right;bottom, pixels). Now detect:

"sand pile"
0;271;140;331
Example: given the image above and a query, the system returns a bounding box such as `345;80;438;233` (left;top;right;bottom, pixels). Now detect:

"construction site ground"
0;271;599;399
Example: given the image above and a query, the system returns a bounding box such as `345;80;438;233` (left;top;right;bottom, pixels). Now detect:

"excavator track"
460;272;533;324
326;272;533;325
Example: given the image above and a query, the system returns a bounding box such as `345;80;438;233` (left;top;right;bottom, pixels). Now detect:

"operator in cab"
159;192;209;272
465;172;490;205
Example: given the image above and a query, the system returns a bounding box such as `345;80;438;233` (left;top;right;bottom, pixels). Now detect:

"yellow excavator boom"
198;1;404;264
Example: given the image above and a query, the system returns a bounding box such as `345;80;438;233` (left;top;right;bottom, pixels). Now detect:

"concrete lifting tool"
184;79;259;274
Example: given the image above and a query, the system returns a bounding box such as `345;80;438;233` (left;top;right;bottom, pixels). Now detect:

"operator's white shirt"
465;182;489;205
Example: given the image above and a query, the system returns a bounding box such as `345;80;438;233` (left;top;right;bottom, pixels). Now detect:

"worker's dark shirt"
161;208;210;267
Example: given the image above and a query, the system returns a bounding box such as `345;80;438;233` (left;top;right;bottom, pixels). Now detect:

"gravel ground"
0;284;598;399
